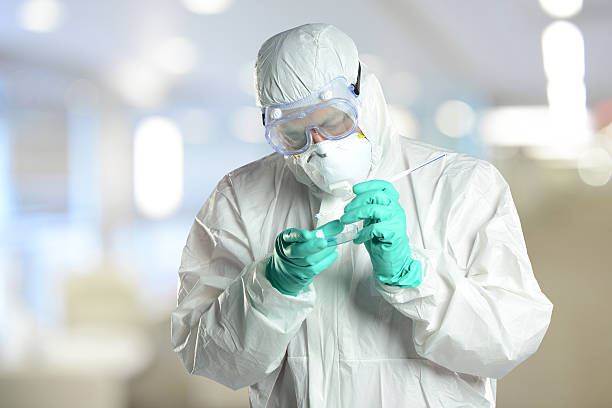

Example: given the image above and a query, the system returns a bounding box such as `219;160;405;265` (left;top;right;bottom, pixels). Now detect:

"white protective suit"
171;24;553;407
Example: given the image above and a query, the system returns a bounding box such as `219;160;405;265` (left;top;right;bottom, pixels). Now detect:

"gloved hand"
340;180;422;287
266;223;340;296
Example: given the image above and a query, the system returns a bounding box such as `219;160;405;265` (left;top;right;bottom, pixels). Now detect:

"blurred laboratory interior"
1;0;611;407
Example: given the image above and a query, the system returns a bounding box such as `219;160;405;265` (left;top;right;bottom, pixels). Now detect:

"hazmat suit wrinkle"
171;158;319;391
172;116;552;408
374;147;552;380
172;23;552;408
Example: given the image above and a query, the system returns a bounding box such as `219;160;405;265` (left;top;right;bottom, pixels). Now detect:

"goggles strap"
353;63;361;96
262;67;361;127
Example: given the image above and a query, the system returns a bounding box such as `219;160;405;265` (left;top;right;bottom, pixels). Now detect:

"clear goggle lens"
266;100;357;154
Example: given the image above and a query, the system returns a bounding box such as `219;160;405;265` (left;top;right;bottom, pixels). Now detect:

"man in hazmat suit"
171;23;553;407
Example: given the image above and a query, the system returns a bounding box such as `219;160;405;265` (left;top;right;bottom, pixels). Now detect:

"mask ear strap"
352;63;361;96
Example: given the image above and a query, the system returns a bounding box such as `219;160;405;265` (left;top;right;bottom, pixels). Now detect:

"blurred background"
0;0;611;407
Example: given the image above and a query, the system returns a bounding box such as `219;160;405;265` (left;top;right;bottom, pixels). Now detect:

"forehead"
284;104;344;121
280;106;345;131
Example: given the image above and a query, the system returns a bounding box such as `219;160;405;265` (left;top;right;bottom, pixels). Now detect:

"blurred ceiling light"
526;106;593;160
546;81;589;139
542;21;584;82
525;145;586;161
549;116;592;149
546;80;586;114
133;117;184;218
111;61;168;107
152;36;198;75
18;0;64;33
388;105;419;139
538;0;583;18
231;107;266;144
434;100;476;138
480;106;553;146
480;105;592;153
541;21;590;150
181;0;234;14
577;147;612;186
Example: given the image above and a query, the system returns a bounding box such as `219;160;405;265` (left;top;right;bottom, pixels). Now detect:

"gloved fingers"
311;250;339;274
340;204;398;225
304;246;337;266
315;220;344;238
290;249;339;275
354;220;401;244
344;189;393;212
352;180;400;200
281;228;316;243
284;237;327;259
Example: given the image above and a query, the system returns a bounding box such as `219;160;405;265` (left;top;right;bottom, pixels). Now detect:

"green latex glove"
340;180;422;287
266;222;340;296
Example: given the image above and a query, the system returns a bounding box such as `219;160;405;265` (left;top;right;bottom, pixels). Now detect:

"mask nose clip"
306;151;327;163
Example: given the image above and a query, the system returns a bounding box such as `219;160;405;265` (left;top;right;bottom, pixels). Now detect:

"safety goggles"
263;76;361;155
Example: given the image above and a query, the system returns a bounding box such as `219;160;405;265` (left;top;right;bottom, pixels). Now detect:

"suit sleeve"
171;175;315;389
376;161;553;379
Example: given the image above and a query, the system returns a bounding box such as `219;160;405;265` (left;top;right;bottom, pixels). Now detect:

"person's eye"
281;130;305;143
323;119;343;129
327;118;350;132
287;130;304;139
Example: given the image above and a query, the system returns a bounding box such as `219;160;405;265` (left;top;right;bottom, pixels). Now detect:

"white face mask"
297;132;372;196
